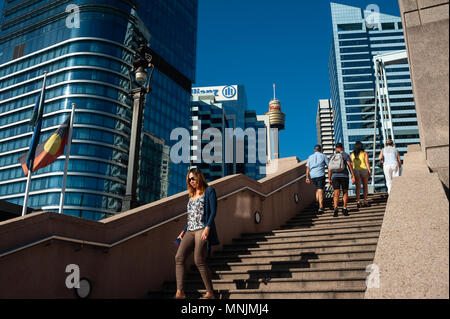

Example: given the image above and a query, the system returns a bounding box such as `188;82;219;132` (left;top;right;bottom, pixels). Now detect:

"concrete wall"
264;156;300;177
398;0;449;191
0;160;315;298
365;144;449;298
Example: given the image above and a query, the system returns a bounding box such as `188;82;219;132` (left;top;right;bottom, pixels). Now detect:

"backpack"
328;152;346;173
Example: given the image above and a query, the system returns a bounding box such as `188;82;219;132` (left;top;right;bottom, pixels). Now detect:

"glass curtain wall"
0;0;198;220
329;2;420;193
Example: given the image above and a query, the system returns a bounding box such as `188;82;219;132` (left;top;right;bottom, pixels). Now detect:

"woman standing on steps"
174;168;219;299
351;141;371;208
378;139;402;194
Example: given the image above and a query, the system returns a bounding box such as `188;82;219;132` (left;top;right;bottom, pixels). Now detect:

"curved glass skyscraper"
0;0;198;220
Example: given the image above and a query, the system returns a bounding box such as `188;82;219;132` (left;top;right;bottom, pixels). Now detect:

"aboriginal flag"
19;116;71;176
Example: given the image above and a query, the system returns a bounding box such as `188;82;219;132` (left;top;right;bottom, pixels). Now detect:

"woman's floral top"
187;194;206;231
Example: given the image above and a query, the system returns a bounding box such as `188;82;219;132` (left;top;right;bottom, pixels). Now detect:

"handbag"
376;160;383;169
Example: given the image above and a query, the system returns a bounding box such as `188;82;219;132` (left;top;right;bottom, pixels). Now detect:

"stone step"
150;288;366;299
223;235;379;250
186;267;369;281
225;231;379;253
280;218;385;230
286;212;385;224
303;199;387;209
206;250;375;265
213;243;378;257
308;199;386;207
300;203;387;216
287;211;385;224
224;288;366;299
236;224;382;241
244;221;383;235
292;206;386;216
163;276;367;291
205;257;374;272
232;231;381;247
287;211;386;225
309;194;387;203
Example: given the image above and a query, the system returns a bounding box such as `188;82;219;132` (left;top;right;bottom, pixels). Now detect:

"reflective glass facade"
0;0;198;220
329;3;420;193
244;109;266;181
190;85;266;182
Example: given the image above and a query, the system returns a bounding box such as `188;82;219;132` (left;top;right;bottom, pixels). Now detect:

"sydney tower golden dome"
266;84;285;130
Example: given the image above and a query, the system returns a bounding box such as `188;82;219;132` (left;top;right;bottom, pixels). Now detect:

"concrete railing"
0;159;315;298
365;144;449;299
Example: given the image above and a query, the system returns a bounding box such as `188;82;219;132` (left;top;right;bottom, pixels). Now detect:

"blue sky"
195;0;402;161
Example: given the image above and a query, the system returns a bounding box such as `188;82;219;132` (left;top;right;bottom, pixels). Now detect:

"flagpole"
22;170;32;216
58;103;75;215
22;72;48;216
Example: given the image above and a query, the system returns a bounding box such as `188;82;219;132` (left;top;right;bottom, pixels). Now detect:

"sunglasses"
188;177;197;182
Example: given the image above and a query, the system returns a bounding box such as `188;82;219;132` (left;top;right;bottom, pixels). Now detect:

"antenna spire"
273;83;276;100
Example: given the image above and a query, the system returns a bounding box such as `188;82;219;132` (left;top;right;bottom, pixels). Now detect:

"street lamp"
122;43;154;212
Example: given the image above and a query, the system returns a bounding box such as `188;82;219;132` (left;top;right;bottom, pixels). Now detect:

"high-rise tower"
329;2;420;193
317;99;335;193
261;84;285;160
0;0;198;220
317;99;335;160
190;85;266;181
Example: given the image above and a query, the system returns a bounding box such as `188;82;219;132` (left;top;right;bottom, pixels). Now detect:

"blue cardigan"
184;187;220;250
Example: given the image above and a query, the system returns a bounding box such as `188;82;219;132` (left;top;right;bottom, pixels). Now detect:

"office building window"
338;23;363;31
382;22;396;30
12;43;26;60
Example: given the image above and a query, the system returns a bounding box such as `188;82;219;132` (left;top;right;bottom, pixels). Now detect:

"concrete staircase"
150;193;388;299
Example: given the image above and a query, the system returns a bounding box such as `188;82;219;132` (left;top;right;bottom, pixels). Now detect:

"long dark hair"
186;168;208;197
386;139;394;147
353;141;364;157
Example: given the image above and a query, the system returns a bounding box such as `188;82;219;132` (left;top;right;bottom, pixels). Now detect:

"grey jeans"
175;229;213;291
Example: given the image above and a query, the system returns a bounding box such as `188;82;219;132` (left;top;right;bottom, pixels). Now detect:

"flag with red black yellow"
19;116;71;176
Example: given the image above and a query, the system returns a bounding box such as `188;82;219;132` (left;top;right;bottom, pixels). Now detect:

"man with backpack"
306;144;329;213
328;143;355;217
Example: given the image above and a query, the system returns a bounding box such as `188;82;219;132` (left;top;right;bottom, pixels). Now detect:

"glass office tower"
317;99;335;194
329;2;420;193
190;85;266;182
0;0;198;220
317;99;335;160
243;109;266;180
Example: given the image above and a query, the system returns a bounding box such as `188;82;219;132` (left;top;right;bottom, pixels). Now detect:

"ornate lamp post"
122;43;154;211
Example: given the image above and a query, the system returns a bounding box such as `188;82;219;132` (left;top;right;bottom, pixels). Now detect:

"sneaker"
318;208;324;214
356;202;361;209
362;201;371;207
342;208;349;216
333;208;339;217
